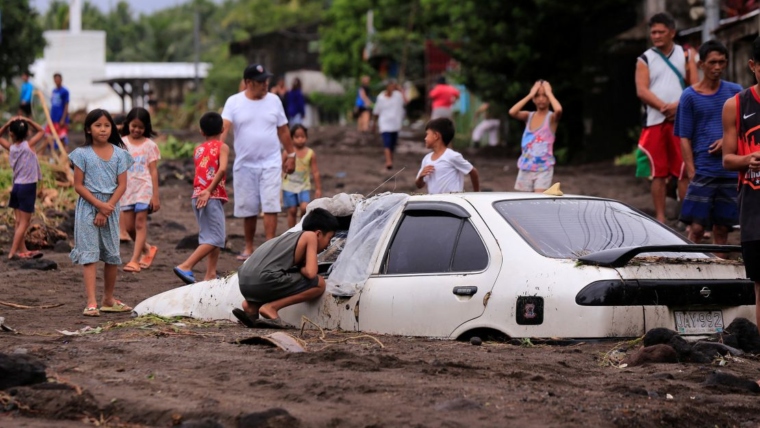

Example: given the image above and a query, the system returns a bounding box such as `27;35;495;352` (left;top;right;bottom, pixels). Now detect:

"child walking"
282;124;322;228
416;118;480;194
120;107;160;272
0;117;45;259
173;112;229;284
69;109;134;317
508;80;563;192
113;113;132;243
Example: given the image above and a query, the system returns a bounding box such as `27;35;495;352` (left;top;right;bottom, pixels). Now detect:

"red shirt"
429;84;460;109
192;140;228;202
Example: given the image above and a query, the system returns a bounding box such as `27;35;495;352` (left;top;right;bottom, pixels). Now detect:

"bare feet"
259;304;279;320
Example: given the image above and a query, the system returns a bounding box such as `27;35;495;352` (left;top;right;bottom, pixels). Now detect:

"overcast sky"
30;0;198;15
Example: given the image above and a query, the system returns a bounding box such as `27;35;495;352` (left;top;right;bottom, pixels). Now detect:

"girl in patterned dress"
119;107;160;272
69;109;134;317
0;117;45;259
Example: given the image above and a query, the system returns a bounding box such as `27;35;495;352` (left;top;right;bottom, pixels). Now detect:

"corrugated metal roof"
102;62;211;80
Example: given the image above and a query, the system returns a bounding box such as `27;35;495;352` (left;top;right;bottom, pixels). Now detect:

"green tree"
0;0;46;84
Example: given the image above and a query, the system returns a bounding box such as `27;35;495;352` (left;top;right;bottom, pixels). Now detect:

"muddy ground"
1;127;758;427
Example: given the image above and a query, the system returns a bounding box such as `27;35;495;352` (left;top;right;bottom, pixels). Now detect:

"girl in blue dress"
69;109;134;317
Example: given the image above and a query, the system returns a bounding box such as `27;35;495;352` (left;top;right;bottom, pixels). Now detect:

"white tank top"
639;45;686;127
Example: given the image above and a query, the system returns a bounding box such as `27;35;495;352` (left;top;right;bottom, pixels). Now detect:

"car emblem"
700;287;711;298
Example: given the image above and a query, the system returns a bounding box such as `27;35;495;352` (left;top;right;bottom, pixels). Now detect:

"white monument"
30;0;121;112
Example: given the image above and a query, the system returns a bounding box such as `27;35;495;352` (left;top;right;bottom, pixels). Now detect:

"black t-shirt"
736;87;760;242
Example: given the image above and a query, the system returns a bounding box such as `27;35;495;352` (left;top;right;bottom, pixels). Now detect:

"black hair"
425;118;456;145
753;36;760;62
302;208;339;234
8;119;29;142
291;78;302;90
84;109;126;149
53;73;62;79
120;107;156;138
113;113;126;125
436;76;446;85
699;40;728;62
199;112;224;136
290;123;308;138
648;12;675;30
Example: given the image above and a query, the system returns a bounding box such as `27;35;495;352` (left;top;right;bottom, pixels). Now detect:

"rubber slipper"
232;308;259;328
27;251;43;259
123;261;141;273
139;245;158;269
83;306;100;317
173;266;196;284
236;253;251;261
254;317;294;330
100;300;132;313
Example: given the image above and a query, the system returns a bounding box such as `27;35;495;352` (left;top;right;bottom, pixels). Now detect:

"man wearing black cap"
221;64;297;260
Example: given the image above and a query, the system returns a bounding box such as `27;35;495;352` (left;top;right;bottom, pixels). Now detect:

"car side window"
451;221;488;272
384;212;488;274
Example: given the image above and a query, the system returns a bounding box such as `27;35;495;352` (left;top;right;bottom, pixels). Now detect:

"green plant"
158;135;196;160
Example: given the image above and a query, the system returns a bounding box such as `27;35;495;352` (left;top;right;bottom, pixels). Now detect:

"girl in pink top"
0;117;45;259
119;107;161;272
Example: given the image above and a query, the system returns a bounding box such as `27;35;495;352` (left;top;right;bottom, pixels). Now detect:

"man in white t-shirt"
372;79;407;170
416;118;480;194
221;64;297;260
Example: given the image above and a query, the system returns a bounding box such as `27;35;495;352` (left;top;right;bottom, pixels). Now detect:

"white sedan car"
135;192;756;339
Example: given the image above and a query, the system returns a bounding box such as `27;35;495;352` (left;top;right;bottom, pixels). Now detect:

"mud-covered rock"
643;328;679;347
0;353;47;389
19;259;58;271
176;234;199;250
25;224;68;250
53;240;72;253
725;318;760;353
624;344;679;366
180;418;224;428
704;371;760;393
238;408;300;428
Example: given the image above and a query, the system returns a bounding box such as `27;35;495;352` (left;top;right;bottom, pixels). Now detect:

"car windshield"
493;198;688;259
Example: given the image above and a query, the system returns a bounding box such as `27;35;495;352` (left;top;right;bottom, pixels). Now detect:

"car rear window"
493;198;688;259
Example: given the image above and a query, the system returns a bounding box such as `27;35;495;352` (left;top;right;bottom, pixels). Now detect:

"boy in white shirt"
416;118;480;194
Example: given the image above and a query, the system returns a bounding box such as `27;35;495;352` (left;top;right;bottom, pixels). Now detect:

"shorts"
638;122;684;179
121;202;151;213
353;106;368;119
741;240;760;282
381;132;398;152
19;103;31;116
9;182;37;213
243;275;319;305
679;174;739;229
193;198;226;248
431;107;453;120
233;166;281;217
283;190;311;208
515;168;553;192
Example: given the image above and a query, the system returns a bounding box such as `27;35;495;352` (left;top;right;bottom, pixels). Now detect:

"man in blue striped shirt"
675;40;742;248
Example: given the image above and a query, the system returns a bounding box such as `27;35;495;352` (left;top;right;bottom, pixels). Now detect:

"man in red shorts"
635;12;696;222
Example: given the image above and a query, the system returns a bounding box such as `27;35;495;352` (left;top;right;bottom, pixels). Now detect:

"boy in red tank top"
722;36;760;328
173;112;229;284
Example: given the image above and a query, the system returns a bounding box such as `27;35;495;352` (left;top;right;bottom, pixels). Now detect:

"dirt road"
1;127;757;427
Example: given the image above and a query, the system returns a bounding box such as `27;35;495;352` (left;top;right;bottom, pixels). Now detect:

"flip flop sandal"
139;246;159;269
83;306;100;317
232;308;259;328
27;251;43;259
100;300;132;313
123;262;141;273
236;253;252;261
254;318;294;330
173;267;196;284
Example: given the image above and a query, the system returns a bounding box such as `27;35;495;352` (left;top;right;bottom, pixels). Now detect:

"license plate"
674;310;724;334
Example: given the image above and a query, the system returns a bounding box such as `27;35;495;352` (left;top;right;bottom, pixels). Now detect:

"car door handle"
453;286;478;296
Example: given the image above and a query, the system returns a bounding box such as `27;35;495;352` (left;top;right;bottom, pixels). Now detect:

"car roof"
407;192;609;204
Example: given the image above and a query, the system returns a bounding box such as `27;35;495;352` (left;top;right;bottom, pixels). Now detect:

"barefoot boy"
173;112;229;284
415;118;480;193
233;208;338;328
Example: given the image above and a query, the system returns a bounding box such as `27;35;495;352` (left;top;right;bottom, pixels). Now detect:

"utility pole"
194;8;200;92
702;0;720;43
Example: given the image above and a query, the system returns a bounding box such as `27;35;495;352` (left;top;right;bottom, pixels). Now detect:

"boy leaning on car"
231;208;339;329
721;35;760;329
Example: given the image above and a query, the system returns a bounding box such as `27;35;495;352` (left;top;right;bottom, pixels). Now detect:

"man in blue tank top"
675;40;741;249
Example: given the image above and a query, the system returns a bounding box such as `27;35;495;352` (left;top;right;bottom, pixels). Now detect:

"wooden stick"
34;89;73;185
0;301;64;310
